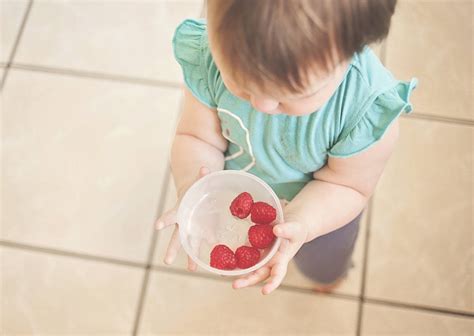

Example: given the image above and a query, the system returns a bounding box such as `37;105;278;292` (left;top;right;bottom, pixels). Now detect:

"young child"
156;0;416;295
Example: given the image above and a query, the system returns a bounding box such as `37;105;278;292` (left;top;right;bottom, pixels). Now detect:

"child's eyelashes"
288;89;321;101
287;81;332;101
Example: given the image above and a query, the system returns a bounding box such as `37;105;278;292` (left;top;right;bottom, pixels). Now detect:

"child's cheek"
226;83;250;102
283;97;322;116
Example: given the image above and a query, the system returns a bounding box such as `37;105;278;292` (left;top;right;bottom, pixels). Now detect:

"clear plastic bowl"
177;170;283;276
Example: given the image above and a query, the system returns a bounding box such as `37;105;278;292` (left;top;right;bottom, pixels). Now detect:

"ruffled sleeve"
173;19;217;108
328;78;418;158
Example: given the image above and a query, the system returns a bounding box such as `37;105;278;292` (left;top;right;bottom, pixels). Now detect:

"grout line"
149;264;474;320
146;165;172;266
0;69;5;90
131;165;172;336
10;63;182;89
9;64;473;128
144;176;172;270
356;198;374;336
6;231;467;322
0;0;33;91
364;297;474;319
132;90;184;334
402;112;474;127
149;264;361;302
0;63;6;84
131;265;152;336
0;240;146;269
380;37;473;128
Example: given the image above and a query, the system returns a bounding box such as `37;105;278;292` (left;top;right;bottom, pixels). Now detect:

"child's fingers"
164;226;181;265
273;223;295;240
273;222;302;241
275;238;292;257
262;262;288;295
155;207;178;230
232;267;270;289
187;256;197;272
276;238;303;263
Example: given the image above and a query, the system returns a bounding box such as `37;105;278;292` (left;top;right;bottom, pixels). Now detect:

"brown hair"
207;0;397;93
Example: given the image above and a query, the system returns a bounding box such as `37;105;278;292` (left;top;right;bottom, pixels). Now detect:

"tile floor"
1;0;473;335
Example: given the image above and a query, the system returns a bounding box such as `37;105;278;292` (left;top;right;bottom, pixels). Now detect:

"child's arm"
234;120;400;294
171;88;227;196
287;120;400;241
156;88;227;268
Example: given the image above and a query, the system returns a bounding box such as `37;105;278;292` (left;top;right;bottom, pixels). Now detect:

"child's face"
212;49;348;116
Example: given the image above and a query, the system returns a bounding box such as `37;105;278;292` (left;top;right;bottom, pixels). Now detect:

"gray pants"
293;213;362;284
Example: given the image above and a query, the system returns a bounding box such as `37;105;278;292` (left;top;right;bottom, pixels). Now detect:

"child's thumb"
198;166;210;178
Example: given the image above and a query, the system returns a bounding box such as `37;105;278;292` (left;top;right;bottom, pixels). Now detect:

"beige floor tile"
362;303;474;336
0;0;29;63
367;118;473;312
15;0;202;82
385;0;473;120
139;270;358;335
0;246;143;335
0;67;4;79
2;69;181;262
283;212;367;296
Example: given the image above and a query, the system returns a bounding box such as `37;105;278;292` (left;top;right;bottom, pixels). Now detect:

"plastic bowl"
177;170;283;276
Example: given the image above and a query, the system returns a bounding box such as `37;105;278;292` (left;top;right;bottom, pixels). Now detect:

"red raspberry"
210;245;237;270
248;224;276;249
235;246;260;269
229;192;254;219
250;202;276;225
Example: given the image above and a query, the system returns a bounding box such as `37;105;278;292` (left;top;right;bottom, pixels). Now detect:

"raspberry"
235;246;260;269
229;192;254;219
248;224;276;249
210;245;237;270
250;202;276;225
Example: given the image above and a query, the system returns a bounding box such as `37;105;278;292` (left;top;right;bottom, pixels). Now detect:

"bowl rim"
177;170;283;276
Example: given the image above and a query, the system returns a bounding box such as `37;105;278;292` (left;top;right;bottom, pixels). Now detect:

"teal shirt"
173;19;417;201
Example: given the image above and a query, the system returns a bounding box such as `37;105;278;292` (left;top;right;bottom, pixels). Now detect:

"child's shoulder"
173;18;208;51
173;19;220;108
349;47;399;94
327;47;417;158
173;18;212;74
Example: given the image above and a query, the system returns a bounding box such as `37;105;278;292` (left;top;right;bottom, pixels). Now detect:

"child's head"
207;0;397;115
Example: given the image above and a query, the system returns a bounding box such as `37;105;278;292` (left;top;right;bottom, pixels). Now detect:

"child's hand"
154;166;210;272
232;218;308;295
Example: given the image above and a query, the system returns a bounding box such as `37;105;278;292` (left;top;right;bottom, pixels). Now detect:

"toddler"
156;0;416;294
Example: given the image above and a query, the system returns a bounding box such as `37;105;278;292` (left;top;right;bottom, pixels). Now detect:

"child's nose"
250;96;280;114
